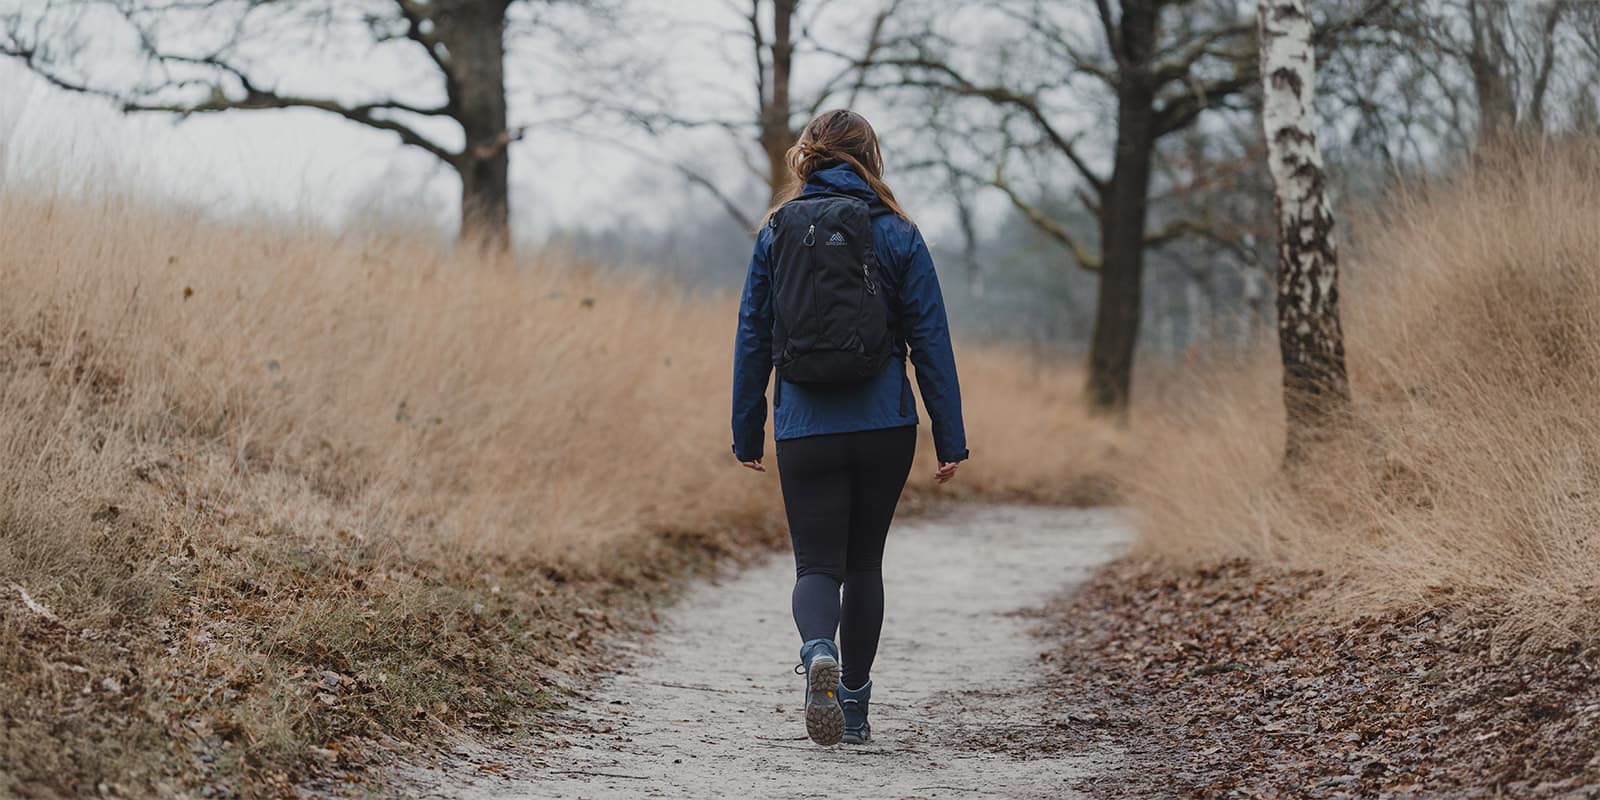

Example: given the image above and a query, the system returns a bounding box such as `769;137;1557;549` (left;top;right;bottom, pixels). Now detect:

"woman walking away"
730;109;968;747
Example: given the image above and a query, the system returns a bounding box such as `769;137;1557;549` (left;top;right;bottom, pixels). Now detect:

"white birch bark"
1259;0;1350;458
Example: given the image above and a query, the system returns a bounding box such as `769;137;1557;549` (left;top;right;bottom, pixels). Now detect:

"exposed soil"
394;505;1131;799
1030;559;1600;798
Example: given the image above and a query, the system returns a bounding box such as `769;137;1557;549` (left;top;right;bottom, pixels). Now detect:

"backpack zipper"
803;224;816;247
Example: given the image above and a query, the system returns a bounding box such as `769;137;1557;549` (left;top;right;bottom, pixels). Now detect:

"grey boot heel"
798;639;844;746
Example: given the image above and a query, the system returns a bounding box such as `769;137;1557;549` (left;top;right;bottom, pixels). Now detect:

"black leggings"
775;425;916;690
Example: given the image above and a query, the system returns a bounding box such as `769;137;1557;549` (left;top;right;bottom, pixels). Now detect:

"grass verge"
0;182;1114;797
1128;141;1600;644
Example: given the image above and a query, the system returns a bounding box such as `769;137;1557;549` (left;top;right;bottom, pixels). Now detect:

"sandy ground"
398;505;1129;799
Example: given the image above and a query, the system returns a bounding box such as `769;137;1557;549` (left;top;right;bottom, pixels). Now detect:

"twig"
11;584;60;624
549;769;649;780
653;680;734;693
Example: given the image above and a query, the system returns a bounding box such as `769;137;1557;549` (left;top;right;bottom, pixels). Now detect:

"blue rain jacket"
731;163;969;464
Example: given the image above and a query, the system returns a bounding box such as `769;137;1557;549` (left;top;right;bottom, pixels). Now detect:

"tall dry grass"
0;175;1113;792
1131;141;1600;643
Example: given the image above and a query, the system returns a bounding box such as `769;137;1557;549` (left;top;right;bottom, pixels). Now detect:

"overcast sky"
0;0;1004;246
1;9;707;240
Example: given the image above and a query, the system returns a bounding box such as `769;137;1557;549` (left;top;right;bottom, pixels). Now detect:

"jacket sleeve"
898;227;970;463
731;227;775;461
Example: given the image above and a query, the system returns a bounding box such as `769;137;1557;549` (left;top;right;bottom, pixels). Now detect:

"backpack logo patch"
826;232;847;246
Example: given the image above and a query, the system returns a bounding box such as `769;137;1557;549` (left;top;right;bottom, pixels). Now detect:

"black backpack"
768;192;894;385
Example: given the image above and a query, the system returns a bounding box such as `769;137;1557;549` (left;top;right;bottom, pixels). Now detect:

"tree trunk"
1085;0;1160;415
441;0;512;251
759;0;797;205
1465;0;1517;149
1259;0;1351;460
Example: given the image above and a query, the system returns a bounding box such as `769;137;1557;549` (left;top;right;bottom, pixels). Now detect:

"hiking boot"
838;679;872;744
798;639;843;746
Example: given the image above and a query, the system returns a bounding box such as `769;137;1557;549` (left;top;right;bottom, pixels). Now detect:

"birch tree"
877;0;1259;414
1259;0;1350;459
875;0;1386;415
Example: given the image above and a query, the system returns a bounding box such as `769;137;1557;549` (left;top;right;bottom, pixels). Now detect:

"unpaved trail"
402;505;1128;799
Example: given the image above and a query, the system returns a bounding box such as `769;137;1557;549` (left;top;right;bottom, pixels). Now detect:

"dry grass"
1130;140;1600;644
0;172;1113;794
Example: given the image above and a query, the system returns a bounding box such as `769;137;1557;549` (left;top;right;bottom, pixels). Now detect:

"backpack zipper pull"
803;224;815;247
863;263;877;295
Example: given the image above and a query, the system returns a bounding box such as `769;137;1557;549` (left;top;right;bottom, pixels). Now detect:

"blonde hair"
764;109;912;226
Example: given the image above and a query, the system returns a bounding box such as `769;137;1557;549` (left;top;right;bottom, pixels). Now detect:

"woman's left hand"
934;461;960;484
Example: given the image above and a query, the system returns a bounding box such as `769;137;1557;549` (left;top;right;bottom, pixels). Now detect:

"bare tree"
1259;0;1349;459
875;0;1389;414
756;0;799;206
610;0;905;231
1325;0;1596;162
878;0;1261;413
2;0;595;249
1415;0;1577;147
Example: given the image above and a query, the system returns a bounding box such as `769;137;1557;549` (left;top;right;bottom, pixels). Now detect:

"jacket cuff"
732;443;763;462
936;447;969;464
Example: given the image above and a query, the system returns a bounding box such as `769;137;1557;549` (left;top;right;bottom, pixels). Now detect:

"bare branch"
805;0;907;114
393;0;450;75
583;129;757;231
679;164;758;233
873;55;1109;195
1144;216;1214;249
990;157;1100;272
1152;72;1258;138
124;83;458;165
1529;0;1570;132
3;22;457;165
1093;0;1120;58
983;4;1116;86
1150;22;1255;86
749;0;768;109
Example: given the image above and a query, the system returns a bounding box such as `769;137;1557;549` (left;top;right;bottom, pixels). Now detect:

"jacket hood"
803;163;879;205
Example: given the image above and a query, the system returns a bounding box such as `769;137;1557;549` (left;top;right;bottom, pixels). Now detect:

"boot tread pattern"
804;656;844;746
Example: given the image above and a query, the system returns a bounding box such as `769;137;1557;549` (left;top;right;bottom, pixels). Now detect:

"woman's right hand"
741;459;766;473
934;461;960;484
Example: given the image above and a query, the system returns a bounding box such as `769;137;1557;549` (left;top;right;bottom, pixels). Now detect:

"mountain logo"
826;232;847;246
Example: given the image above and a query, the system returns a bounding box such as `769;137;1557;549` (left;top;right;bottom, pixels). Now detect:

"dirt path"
401;505;1128;799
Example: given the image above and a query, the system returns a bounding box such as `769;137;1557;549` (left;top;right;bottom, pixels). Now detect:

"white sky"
0;0;994;244
4;60;433;219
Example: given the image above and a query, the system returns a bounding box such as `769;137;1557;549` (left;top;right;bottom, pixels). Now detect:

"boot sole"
804;655;844;746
